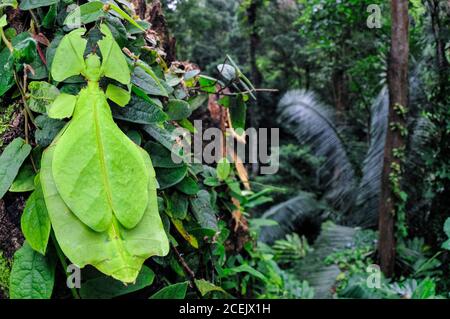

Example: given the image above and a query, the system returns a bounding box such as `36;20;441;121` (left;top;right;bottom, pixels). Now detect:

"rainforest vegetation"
0;0;449;300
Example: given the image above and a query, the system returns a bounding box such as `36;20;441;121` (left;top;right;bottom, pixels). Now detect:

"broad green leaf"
149;281;188;299
11;32;36;65
198;75;217;94
0;47;14;97
166;99;191;120
155;166;188;190
98;24;130;85
108;2;145;32
0;1;17;10
19;0;57;10
112;95;168;124
167;192;188;219
21;177;51;255
51;28;87;82
80;266;155;299
9;164;35;192
144;141;183;168
131;66;168;97
27;81;59;113
47;93;77;119
190;190;218;232
229;95;246;132
64;1;106;28
34;115;66;147
42;4;57;29
41;145;169;283
175;175;200;195
217;157;231;181
126;130;141;145
9;242;55;299
188;95;208;111
194;279;228;297
126;20;150;35
0;14;7;27
52;85;149;231
106;84;130;107
0;138;32;198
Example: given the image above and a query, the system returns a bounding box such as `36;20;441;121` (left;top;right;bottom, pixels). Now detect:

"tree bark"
378;0;409;277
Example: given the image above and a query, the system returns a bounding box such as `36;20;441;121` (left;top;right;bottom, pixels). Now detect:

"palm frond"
277;90;357;215
353;86;389;227
259;192;324;243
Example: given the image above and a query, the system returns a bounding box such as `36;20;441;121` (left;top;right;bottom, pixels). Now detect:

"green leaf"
0;138;32;198
0;14;7;27
221;264;266;282
11;32;36;64
194;279;228;297
172;218;199;248
112;95;168;124
79;266;155;299
108;2;145;32
188;95;208;111
131;66;168;97
41;145;169;283
167;192;188;219
105;84;130;107
34;115;65;147
0;47;14;97
9;164;35;192
144;141;183;168
190;190;218;232
0;0;17;10
21;177;51;255
166;99;191;120
175;175;200;196
198;75;217;94
217;158;231;181
27;81;60;113
149;281;188;299
229;95;246;132
155;166;188;190
98;24;130;85
64;1;106;28
9;242;55;299
42;4;57;29
19;0;57;10
126;130;141;145
51;28;87;82
47;93;77;119
51;85;149;231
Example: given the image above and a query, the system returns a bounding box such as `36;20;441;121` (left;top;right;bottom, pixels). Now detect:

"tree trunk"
426;0;449;96
247;0;263;90
378;0;409;277
332;68;348;118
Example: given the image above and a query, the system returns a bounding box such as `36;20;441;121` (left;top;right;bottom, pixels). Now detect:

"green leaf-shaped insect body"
41;25;169;283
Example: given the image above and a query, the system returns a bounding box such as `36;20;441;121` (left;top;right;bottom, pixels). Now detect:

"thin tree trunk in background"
378;0;409;277
332;68;348;118
246;0;263;175
426;0;449;96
